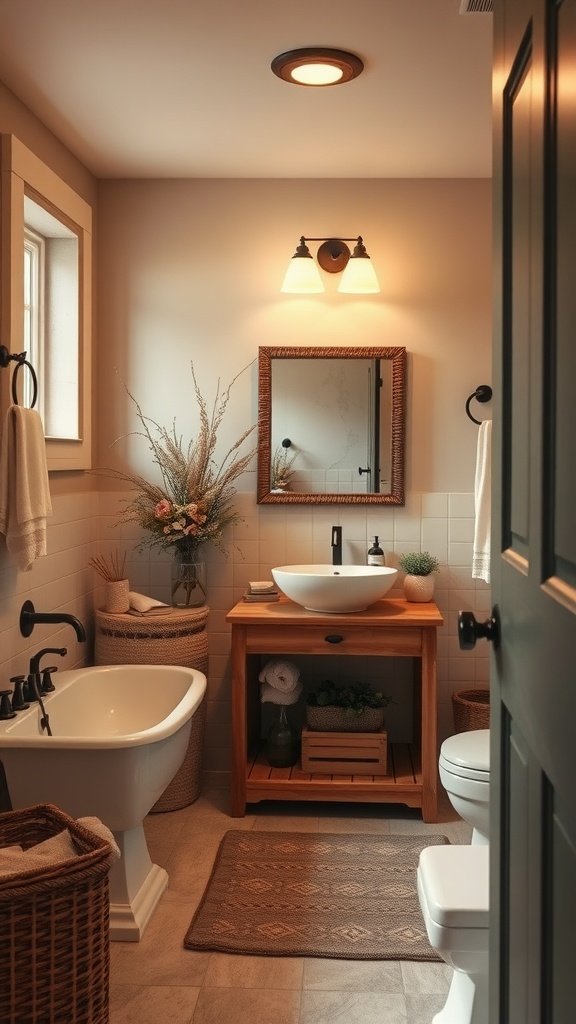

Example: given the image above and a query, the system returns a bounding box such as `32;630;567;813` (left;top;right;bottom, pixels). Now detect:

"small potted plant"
306;679;391;732
398;550;440;603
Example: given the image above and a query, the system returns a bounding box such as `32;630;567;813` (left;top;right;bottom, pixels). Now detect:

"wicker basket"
306;705;385;733
94;606;209;811
452;688;490;732
0;803;115;1024
94;606;208;666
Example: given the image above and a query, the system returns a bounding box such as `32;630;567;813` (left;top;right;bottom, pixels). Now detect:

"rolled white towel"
258;658;300;694
260;680;303;706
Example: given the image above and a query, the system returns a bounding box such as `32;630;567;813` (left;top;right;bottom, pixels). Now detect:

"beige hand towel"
0;406;52;571
0;817;119;877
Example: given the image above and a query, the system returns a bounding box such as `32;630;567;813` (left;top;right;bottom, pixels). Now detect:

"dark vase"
266;705;300;768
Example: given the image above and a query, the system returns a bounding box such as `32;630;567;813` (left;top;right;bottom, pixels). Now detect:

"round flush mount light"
271;47;364;87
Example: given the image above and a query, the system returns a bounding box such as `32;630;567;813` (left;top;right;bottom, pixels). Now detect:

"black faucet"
28;647;67;696
331;526;342;566
19;600;86;642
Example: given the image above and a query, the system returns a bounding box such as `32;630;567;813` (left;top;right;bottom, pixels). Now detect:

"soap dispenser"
367;536;385;566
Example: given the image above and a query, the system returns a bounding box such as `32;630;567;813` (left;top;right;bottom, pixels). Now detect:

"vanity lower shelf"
246;740;423;808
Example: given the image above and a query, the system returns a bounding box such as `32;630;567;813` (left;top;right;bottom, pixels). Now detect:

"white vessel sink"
272;564;398;613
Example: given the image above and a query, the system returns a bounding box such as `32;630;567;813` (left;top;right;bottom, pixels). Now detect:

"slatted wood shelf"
245;741;423;807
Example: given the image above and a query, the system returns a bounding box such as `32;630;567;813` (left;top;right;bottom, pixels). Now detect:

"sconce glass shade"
338;237;380;294
281;238;325;293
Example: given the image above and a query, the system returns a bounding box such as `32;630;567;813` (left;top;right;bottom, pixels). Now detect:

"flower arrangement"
271;443;298;490
108;363;256;564
398;551;440;576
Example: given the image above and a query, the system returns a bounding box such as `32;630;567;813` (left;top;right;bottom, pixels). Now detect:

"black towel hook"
465;384;492;425
0;345;38;409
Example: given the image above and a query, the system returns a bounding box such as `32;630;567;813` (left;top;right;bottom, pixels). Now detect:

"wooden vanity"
226;597;443;821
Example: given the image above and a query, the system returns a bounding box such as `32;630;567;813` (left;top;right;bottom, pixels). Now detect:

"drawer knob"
324;634;344;644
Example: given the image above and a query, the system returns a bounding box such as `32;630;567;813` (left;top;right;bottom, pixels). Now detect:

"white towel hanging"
472;420;491;584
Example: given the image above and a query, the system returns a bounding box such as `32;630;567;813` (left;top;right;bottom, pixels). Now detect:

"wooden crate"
301;726;387;776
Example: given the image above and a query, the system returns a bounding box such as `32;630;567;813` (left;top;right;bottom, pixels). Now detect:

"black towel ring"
465;384;492;425
0;345;38;409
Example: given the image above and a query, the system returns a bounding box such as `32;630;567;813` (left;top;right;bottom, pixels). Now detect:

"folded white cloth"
0;816;120;877
258;659;300;694
129;591;170;614
260;680;303;705
0;406;52;571
472;419;492;584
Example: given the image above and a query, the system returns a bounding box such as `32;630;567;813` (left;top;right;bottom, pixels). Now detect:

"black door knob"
458;609;500;650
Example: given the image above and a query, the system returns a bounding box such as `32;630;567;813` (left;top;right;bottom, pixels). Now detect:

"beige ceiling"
0;0;493;179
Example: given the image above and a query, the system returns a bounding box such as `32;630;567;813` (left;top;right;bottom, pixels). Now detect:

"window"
2;134;93;470
23;227;44;412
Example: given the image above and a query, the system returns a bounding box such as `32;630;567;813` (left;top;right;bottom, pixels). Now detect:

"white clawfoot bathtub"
0;664;207;941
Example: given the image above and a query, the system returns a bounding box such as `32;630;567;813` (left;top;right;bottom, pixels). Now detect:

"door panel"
492;1;576;1021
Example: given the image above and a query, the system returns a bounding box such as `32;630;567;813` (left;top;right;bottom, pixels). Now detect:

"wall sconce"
281;236;380;294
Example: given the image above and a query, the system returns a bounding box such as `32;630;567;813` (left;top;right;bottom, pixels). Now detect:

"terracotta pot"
403;574;434;603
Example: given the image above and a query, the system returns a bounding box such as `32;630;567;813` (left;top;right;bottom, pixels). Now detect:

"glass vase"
265;705;300;768
170;560;207;608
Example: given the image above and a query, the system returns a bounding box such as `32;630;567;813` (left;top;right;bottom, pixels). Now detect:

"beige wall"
96;177;492;779
0;80;493;781
0;82;99;681
96;178;491;494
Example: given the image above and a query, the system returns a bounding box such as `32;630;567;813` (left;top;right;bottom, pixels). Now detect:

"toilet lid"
441;729;490;774
418;845;489;928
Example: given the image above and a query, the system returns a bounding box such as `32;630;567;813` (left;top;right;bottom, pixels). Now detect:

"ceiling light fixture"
281;236;380;295
271;48;364;87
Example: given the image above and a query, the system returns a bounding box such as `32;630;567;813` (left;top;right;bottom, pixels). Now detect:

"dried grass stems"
106;362;257;556
89;550;127;582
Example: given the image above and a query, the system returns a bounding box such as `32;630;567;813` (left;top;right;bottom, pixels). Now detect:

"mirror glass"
257;346;406;505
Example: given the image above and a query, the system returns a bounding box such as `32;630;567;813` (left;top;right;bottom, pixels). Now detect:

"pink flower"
154;499;172;519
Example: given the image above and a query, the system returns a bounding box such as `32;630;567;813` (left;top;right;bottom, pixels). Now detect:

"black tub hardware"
465;384;492;425
24;672;52;734
19;601;86;642
10;676;29;711
0;690;16;720
29;647;66;693
0;345;38;409
41;667;58;693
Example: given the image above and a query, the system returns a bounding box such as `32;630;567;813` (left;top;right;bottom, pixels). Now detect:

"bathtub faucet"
19;600;87;642
28;647;67;696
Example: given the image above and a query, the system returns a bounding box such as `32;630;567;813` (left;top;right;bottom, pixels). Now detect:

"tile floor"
109;787;472;1024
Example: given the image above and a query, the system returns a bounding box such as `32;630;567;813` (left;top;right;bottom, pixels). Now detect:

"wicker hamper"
452;688;490;732
94;606;209;811
0;803;115;1024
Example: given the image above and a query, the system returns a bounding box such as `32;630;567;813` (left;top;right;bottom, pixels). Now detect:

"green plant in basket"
307;679;391;717
398;551;439;576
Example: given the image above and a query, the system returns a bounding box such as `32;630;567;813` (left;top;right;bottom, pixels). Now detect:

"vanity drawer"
244;625;423;656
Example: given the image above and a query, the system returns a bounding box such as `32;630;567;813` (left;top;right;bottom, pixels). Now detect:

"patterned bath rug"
184;829;448;960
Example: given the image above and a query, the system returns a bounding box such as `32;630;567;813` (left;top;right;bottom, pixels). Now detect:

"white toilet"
439;729;490;844
417;844;489;1024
